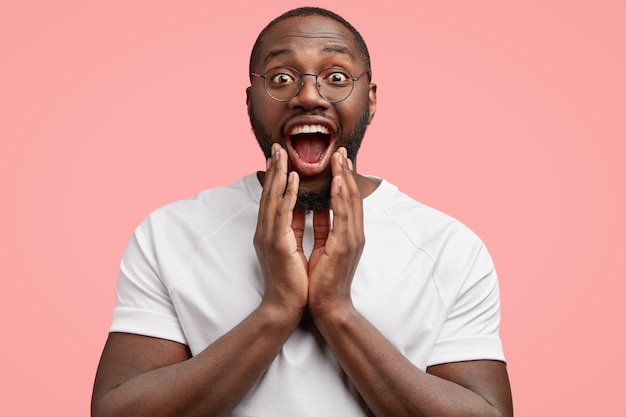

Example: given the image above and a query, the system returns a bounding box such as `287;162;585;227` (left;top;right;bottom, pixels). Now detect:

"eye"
269;72;296;85
321;69;352;86
330;72;348;82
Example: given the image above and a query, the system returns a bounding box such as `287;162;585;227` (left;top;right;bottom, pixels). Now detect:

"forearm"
313;305;504;417
93;303;302;417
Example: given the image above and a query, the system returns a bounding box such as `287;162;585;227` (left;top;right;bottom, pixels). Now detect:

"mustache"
280;110;340;138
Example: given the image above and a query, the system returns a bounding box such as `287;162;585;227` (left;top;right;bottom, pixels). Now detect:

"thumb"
292;211;306;252
312;210;330;250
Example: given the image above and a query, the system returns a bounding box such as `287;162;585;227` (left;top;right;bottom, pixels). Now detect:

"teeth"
289;124;329;135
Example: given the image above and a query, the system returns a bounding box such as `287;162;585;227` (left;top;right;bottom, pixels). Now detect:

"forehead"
256;15;361;67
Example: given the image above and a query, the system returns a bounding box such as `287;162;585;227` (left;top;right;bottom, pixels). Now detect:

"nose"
289;73;330;110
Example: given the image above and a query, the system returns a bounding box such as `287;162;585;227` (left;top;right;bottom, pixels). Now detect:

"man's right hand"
254;143;309;313
93;145;309;417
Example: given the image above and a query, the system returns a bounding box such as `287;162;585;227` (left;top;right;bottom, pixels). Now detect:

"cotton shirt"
111;173;505;416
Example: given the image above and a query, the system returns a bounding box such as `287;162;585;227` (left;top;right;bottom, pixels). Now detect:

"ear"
246;87;251;116
367;83;377;124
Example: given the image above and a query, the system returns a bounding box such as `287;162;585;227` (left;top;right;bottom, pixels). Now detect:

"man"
92;7;513;417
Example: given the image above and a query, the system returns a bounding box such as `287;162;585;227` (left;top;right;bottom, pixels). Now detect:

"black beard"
249;106;370;212
293;180;332;212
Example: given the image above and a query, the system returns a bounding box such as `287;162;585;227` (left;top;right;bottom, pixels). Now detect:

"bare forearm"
93;304;302;417
313;305;506;417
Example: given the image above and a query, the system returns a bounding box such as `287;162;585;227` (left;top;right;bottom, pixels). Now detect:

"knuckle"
335;245;349;257
262;192;281;206
254;232;274;249
335;210;350;221
285;186;297;197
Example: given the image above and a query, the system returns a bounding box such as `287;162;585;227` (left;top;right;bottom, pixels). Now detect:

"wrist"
309;299;356;327
258;299;305;328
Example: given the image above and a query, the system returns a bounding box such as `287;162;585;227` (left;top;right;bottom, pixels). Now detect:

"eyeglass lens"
264;67;355;102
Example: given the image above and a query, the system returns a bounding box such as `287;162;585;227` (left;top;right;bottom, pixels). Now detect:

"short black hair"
249;7;371;79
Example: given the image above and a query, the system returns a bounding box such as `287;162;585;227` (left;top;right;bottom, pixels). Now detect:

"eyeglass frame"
250;66;371;103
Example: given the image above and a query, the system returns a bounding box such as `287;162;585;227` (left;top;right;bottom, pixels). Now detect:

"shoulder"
369;179;494;293
120;174;260;283
127;175;260;262
369;178;486;257
140;174;259;236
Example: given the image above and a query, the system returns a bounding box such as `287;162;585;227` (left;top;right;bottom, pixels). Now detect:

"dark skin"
92;15;513;417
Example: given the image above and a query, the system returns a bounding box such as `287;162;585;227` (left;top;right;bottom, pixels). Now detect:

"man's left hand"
307;147;365;316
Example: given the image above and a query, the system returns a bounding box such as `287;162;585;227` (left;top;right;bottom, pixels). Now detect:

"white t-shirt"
111;173;505;416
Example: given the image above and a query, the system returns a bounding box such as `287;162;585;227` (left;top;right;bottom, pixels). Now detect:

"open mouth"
289;124;333;164
287;124;334;170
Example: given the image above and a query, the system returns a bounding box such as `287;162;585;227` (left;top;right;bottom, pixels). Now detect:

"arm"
307;148;513;417
313;306;512;417
92;145;309;417
92;305;300;417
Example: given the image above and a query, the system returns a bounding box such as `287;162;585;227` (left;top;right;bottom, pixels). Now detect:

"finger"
331;147;356;192
283;170;299;210
260;144;288;221
275;171;299;236
330;147;346;178
329;149;363;237
257;146;278;232
312;210;330;250
341;153;364;229
329;151;351;236
336;147;358;192
261;144;279;191
292;208;306;252
265;144;288;197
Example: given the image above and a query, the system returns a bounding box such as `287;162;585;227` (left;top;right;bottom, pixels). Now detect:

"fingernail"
266;157;271;170
347;158;353;170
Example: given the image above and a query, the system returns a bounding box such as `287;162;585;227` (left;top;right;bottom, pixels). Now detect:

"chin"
293;178;331;212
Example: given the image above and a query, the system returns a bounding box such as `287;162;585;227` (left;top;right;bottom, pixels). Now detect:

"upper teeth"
290;125;329;135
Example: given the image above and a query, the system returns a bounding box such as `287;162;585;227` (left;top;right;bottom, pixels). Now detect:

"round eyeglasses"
251;66;370;103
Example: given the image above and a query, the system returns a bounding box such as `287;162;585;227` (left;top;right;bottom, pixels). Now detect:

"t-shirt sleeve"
109;216;187;345
428;241;505;366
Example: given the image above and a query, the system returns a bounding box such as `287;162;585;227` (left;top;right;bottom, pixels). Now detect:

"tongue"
292;135;328;163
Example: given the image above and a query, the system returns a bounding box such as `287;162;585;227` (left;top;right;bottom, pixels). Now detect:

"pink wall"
1;1;624;415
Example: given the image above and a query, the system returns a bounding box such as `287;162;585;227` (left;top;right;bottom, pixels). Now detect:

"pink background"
1;1;624;415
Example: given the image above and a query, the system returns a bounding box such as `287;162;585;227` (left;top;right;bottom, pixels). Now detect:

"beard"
249;106;370;212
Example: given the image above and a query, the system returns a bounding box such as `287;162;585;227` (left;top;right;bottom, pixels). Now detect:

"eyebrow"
321;46;354;59
264;48;294;64
263;45;355;65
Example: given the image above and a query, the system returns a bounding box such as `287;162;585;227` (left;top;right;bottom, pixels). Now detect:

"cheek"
250;99;281;126
337;98;370;126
